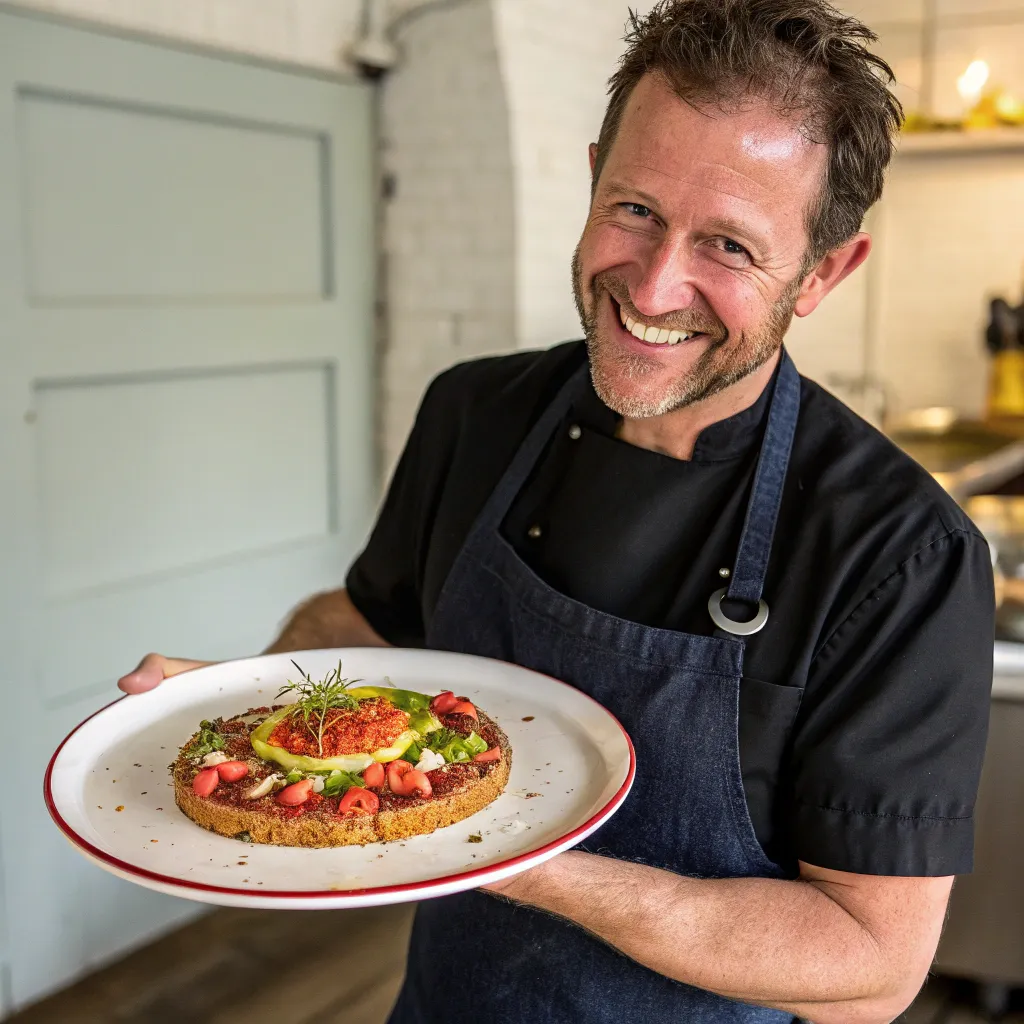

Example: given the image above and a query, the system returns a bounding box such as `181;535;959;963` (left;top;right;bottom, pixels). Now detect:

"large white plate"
46;648;635;909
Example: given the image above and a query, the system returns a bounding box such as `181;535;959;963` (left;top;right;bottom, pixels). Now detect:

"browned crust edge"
172;711;512;848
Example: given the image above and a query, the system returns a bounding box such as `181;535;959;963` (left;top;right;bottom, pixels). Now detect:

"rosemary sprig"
276;660;363;757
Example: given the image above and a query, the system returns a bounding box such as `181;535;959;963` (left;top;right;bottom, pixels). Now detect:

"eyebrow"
602;182;663;208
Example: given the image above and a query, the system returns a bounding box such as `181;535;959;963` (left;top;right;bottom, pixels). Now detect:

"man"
119;1;994;1021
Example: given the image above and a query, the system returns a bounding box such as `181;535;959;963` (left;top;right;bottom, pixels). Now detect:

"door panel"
19;89;329;302
0;10;374;1013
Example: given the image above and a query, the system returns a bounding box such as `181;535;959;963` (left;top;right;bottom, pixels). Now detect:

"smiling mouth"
611;297;705;346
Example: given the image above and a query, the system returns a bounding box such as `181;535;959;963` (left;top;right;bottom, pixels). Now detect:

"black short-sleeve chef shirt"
347;341;994;876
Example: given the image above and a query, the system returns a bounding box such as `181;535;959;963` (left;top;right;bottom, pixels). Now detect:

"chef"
119;1;995;1021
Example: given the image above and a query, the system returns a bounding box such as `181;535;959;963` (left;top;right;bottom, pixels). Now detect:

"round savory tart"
170;665;511;848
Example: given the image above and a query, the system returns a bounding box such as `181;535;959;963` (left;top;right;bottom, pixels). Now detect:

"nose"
629;235;699;318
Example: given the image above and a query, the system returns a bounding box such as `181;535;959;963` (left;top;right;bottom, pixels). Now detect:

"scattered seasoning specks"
467;833;483;843
151;839;158;843
141;792;147;795
522;715;534;721
525;793;542;799
115;805;124;812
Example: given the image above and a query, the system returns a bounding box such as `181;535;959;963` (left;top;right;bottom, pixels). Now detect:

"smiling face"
573;73;830;419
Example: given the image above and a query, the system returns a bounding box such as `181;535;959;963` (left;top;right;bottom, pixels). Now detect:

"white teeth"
619;306;696;345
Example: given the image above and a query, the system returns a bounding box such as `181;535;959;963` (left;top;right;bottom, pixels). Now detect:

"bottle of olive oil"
985;293;1024;419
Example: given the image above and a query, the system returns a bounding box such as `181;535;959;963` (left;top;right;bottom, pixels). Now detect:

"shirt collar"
574;357;778;462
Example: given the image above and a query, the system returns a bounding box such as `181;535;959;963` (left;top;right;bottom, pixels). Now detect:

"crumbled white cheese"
311;775;326;794
201;751;230;767
414;749;445;773
243;773;283;800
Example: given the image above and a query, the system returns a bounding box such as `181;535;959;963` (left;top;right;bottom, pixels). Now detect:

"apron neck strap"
724;349;800;607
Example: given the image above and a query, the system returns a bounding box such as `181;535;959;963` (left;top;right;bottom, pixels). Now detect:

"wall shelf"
898;128;1024;156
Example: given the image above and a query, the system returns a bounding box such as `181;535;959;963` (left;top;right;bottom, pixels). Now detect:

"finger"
117;654;208;694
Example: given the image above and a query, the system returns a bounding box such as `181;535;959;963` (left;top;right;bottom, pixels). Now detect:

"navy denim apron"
388;352;801;1024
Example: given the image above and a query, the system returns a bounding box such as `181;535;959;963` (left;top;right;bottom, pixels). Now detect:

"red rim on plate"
44;666;636;901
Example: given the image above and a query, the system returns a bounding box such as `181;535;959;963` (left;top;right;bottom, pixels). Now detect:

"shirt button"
568;424;582;440
527;524;543;540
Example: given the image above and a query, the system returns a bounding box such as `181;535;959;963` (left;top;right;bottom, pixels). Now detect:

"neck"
617;350;781;461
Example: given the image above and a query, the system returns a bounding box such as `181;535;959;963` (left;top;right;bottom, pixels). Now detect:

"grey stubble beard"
571;243;801;420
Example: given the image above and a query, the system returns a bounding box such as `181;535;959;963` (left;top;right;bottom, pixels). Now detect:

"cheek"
695;260;770;329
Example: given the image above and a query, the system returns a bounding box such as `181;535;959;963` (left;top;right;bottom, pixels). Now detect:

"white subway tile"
873;150;1024;417
838;0;926;24
938;0;1024;16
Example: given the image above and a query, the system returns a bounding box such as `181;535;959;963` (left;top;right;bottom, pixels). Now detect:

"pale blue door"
0;10;375;1013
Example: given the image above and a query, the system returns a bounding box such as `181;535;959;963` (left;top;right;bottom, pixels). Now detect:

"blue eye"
621;203;652;218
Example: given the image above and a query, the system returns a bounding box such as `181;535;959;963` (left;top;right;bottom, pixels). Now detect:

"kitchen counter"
992;641;1024;699
934;641;1024;994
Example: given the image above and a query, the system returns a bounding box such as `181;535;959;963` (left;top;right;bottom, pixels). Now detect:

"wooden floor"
8;906;415;1024
8;907;1023;1023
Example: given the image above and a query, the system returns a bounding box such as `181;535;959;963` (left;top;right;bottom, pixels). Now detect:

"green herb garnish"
276;660;363;757
425;728;459;752
425;728;487;763
321;769;366;798
184;720;226;759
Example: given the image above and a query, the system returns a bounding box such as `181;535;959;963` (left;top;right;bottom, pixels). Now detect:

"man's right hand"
117;654;213;694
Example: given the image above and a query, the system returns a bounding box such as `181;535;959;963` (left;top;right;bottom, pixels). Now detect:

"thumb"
118;654;210;694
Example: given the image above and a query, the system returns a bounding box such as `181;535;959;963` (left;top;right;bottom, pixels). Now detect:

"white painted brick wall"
379;0;515;475
493;0;658;352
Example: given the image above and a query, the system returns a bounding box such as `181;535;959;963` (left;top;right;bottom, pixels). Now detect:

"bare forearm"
502;852;939;1024
264;588;390;653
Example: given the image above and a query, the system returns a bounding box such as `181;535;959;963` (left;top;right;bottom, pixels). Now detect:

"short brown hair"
594;0;904;263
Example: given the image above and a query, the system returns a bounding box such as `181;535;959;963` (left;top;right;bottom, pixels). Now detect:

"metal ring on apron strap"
707;587;769;636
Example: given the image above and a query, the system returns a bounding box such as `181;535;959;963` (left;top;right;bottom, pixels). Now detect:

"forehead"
602;73;825;218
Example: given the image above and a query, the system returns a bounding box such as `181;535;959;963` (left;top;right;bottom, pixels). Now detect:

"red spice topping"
424;763;481;797
267;697;409;757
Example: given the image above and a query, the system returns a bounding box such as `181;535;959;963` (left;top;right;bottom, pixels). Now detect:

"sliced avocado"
249;706;417;772
347;685;433;713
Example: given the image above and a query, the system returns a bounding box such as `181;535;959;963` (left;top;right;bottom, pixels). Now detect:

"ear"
589;142;598;177
794;233;872;318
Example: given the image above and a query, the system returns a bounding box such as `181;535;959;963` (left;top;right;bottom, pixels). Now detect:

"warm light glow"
958;59;990;102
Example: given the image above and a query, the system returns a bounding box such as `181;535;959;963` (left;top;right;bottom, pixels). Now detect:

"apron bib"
388;351;802;1024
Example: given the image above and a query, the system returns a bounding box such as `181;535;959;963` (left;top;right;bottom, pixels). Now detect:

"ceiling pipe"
349;0;400;78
